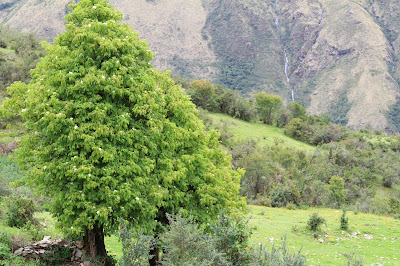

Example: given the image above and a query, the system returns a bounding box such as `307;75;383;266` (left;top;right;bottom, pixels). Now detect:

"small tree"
329;176;346;208
0;0;245;263
287;101;307;119
253;92;282;124
189;79;217;110
340;209;349;230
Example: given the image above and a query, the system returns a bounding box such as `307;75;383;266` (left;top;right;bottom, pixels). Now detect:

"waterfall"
391;43;396;72
273;0;295;101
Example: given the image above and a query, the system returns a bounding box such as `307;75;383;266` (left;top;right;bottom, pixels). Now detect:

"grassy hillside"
207;112;315;153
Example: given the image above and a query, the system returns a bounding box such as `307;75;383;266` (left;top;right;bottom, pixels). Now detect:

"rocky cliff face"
1;0;399;130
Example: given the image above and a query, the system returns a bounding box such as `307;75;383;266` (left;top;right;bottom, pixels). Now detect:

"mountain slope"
1;0;399;130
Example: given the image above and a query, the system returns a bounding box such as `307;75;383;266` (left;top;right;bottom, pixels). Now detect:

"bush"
41;245;72;265
329;176;347;208
307;213;325;233
5;196;37;228
258;196;272;207
249;237;306;265
369;195;391;215
343;251;364;266
211;213;252;265
340;209;349;230
0;232;12;260
389;197;400;215
23;220;45;241
383;177;394;188
119;221;155;266
270;185;300;208
161;214;227;266
0;154;26;197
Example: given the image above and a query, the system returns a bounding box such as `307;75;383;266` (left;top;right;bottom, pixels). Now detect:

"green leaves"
0;0;245;238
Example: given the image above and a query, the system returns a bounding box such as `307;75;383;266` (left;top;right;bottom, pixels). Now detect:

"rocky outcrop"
13;236;90;265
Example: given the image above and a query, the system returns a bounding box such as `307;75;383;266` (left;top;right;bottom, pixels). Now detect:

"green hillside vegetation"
180;79;400;216
207;112;315;153
0;24;44;129
0;24;44;92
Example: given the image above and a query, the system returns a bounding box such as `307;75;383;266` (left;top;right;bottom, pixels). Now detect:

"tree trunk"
83;223;111;265
149;243;159;266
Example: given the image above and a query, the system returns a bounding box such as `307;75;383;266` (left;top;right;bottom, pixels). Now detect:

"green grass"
208;112;316;153
0;47;15;55
1;206;399;264
105;235;122;257
248;205;400;265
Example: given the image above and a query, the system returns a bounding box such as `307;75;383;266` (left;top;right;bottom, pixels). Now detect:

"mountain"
1;0;400;130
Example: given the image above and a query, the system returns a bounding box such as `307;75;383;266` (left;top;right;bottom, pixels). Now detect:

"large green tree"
0;0;245;263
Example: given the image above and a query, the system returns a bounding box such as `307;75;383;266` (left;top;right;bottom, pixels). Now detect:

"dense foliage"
254;92;282;125
230;132;400;214
174;77;256;122
0;0;245;262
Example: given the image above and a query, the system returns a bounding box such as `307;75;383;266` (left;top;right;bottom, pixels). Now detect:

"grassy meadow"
2;205;399;265
248;205;400;265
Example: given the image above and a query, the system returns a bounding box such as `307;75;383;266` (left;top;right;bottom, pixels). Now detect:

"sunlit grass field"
248;205;400;265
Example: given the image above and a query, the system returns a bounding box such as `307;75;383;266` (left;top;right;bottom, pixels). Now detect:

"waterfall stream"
273;0;295;101
391;43;396;72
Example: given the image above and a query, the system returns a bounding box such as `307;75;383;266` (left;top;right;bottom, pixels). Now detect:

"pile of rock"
13;236;89;265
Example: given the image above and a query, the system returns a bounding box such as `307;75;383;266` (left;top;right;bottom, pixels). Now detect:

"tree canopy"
254;92;282;124
0;0;245;261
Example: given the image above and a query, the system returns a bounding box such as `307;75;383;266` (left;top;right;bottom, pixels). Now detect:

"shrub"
0;232;12;260
211;213;253;265
370;195;391;215
119;222;155;266
307;213;325;233
249;237;306;265
41;245;72;265
259;196;272;207
270;185;300;208
5;196;37;228
383;177;394;188
389;197;400;215
0;154;27;197
23;220;45;241
329;176;347;208
343;251;364;266
161;214;227;266
340;209;349;231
